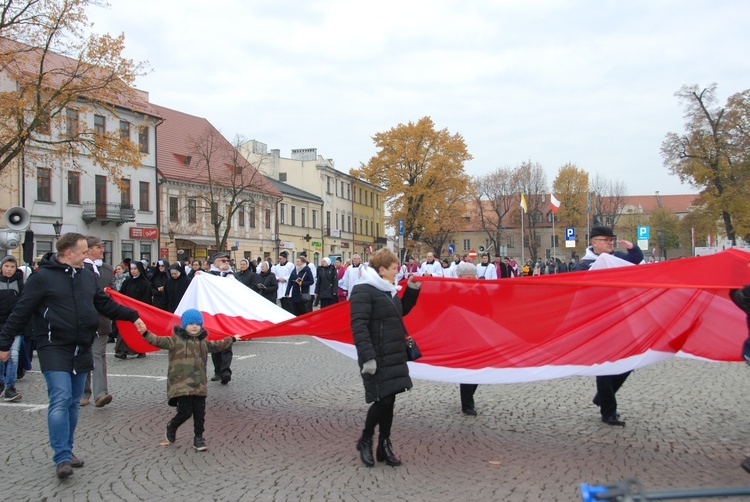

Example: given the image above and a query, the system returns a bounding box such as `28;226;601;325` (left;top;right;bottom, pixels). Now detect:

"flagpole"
521;208;524;265
552;212;556;262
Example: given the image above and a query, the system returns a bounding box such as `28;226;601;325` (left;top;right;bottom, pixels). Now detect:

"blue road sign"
565;227;576;240
398;219;404;236
638;226;650;240
448;243;455;255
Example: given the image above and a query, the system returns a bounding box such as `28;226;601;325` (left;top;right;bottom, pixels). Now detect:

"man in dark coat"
0;233;145;479
115;260;152;359
573;225;643;426
81;236;115;408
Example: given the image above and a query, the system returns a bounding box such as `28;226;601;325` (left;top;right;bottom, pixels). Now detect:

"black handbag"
405;336;422;361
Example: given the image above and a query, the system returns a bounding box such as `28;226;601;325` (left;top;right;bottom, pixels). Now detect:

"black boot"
376;437;402;466
356;435;374;467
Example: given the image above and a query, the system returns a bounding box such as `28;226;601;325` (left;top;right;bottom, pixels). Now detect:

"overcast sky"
87;0;749;196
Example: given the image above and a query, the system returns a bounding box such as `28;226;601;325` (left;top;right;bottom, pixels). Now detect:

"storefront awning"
176;238;215;247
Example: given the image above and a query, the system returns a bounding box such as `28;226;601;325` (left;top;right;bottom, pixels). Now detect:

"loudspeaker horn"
3;206;30;231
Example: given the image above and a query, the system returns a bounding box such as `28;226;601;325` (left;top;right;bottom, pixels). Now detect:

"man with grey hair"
81;236;115;408
455;261;481;415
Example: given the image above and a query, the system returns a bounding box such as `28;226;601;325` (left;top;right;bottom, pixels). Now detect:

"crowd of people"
1;226;748;477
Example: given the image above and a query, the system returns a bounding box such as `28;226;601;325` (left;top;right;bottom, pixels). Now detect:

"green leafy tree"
351;116;473;260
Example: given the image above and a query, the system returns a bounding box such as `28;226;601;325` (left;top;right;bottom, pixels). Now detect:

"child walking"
142;309;240;451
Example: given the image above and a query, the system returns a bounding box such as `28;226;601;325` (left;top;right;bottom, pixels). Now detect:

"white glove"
361;359;377;375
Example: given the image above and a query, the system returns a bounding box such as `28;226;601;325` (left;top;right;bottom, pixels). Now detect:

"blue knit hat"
181;309;203;329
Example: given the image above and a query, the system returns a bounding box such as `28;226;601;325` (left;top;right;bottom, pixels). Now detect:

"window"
120;179;131;206
506;235;515;248
326;176;332;194
326;211;331;233
94;114;105;135
291;206;296;226
279;173;287;182
312;210;317;229
36;240;53;259
359;188;363;203
139;181;149;211
463;239;471;251
353;219;357;234
65;109;78;136
346;185;350;200
140;243;152;263
119;120;130;140
37;168;51;202
188;198;197;223
95;175;107;217
249;206;256;228
376;194;380;209
264;208;271;229
122;242;134;262
301;208;306;228
376;223;380;237
347;216;351;233
340;181;344;197
359;219;363;235
67;171;80;204
138;126;149;153
280;203;286;225
169;197;178;222
239;206;245;227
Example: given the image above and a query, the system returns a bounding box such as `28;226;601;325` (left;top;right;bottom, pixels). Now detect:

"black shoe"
602;415;626;426
107;337;116;343
16;367;25;379
193;436;207;451
462;407;477;416
356;436;374;467
210;374;221;382
70;454;84;468
220;374;231;385
165;424;176;444
4;386;22;402
376;437;402;466
742;457;750;474
56;461;73;479
136;353;146;358
114;353;127;360
592;394;600;407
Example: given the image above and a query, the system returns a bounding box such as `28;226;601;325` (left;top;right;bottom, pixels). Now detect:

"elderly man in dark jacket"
0;233;145;479
573;225;643;427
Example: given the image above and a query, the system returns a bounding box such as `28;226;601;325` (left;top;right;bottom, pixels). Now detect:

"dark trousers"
211;347;233;377
320;298;337;308
460;384;479;409
596;371;631;419
292;300;311;316
280;297;294;314
363;393;396;439
169;395;206;436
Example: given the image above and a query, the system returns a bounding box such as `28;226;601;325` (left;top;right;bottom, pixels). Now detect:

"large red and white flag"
113;250;750;384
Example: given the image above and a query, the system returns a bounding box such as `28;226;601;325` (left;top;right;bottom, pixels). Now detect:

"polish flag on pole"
550;194;561;213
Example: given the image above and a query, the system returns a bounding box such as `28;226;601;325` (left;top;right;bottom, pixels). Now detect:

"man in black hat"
573;226;643;426
207;252;235;384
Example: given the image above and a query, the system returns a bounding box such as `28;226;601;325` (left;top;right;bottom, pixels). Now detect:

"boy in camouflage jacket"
142;309;240;451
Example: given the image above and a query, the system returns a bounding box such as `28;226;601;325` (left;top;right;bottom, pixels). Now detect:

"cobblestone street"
2;336;750;501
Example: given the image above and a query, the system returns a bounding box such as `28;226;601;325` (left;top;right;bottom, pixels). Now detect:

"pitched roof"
0;36;159;117
620;194;699;214
153;103;281;198
265;176;322;204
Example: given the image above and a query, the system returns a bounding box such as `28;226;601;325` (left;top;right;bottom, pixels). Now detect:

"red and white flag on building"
550;194;561;213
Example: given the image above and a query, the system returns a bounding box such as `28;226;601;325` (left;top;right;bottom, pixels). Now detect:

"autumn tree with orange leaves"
0;0;148;180
351;117;473;260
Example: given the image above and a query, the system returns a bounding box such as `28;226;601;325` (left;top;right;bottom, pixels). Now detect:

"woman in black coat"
284;256;314;316
150;260;170;310
253;261;278;303
350;248;419;468
163;262;190;313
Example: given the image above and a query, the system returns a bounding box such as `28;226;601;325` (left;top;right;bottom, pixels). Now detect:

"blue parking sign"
565;227;576;240
637;226;650;240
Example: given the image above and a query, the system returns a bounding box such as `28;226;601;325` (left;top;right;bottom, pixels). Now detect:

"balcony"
81;202;135;225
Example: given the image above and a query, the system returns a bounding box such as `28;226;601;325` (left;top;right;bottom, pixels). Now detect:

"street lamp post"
52;220;62;239
657;229;665;261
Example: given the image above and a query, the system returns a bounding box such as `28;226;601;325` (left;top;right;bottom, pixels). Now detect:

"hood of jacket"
357;264;401;297
173;324;208;341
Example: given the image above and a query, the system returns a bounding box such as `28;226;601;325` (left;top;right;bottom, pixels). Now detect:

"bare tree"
590;173;628;229
187;130;278;252
472;166;517;252
513;161;548;261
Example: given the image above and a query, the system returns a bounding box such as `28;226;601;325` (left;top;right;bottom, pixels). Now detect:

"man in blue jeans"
0;233;146;479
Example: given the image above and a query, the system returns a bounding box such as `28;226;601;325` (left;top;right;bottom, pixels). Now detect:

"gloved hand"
361;359;377;375
313;296;320;307
407;275;421;290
